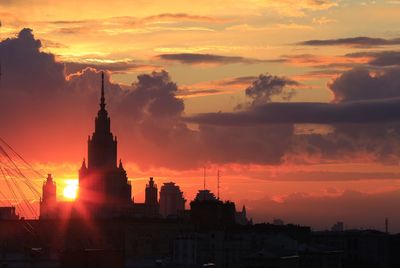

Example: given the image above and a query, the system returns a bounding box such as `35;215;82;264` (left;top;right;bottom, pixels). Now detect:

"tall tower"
40;174;57;219
88;72;117;170
78;72;132;216
145;177;159;217
145;177;158;206
159;182;186;218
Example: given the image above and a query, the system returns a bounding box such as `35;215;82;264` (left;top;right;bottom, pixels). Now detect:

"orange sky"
1;0;400;231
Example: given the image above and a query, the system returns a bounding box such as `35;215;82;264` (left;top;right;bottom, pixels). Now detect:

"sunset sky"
1;0;400;231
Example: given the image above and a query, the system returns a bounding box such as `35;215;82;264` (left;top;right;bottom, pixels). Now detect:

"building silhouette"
331;221;344;232
190;189;236;225
40;72;133;219
78;72;132;217
0;207;19;220
159;182;186;218
144;177;159;217
131;177;161;217
40;174;76;219
235;205;249;225
40;174;56;219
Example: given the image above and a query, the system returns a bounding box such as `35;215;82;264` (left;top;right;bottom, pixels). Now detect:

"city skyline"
1;1;400;232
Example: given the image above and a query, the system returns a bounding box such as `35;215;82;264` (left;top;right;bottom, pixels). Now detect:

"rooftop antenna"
385;217;389;234
100;71;105;110
217;169;220;200
203;166;206;190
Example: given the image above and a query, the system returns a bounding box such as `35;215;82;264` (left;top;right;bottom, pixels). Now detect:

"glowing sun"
63;180;78;200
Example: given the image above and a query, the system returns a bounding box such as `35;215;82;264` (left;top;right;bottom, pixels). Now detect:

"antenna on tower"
217;169;220;200
203;166;206;190
385;217;389;234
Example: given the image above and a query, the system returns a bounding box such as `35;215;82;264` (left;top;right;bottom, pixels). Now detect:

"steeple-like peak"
87;71;117;169
81;158;87;169
46;174;53;183
94;71;111;134
100;71;106;110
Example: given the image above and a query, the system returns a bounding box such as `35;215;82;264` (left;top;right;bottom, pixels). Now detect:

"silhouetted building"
273;218;285;226
190;190;236;225
0;206;19;220
40;174;57;219
132;177;160;218
40;73;133;219
235;205;250;225
145;177;159;217
331;222;344;232
40;174;77;219
159;182;185;218
78;72;132;217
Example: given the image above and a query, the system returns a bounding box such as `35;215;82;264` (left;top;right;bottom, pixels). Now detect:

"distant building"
273;218;285;226
0;206;19;220
40;174;57;219
331;222;344;232
235;205;250;225
40;174;76;219
132;177;160;218
159;182;186;218
190;190;236;225
144;177;159;216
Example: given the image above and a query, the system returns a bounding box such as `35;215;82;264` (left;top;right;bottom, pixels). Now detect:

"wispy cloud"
298;36;400;47
157;53;282;65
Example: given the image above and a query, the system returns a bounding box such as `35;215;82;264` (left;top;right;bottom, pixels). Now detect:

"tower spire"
100;71;105;110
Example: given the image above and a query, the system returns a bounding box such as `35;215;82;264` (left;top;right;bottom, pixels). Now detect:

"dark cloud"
186;65;400;166
368;51;400;66
329;67;400;102
347;50;400;67
0;28;66;95
298;36;400;47
244;73;299;105
0;28;293;170
186;98;400;125
3;28;400;170
116;70;184;119
157;53;277;65
290;122;400;165
176;88;222;97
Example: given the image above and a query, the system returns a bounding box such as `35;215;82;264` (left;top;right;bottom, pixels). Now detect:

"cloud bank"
2;28;400;171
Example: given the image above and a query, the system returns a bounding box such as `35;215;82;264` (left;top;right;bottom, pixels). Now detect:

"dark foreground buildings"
1;73;394;267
